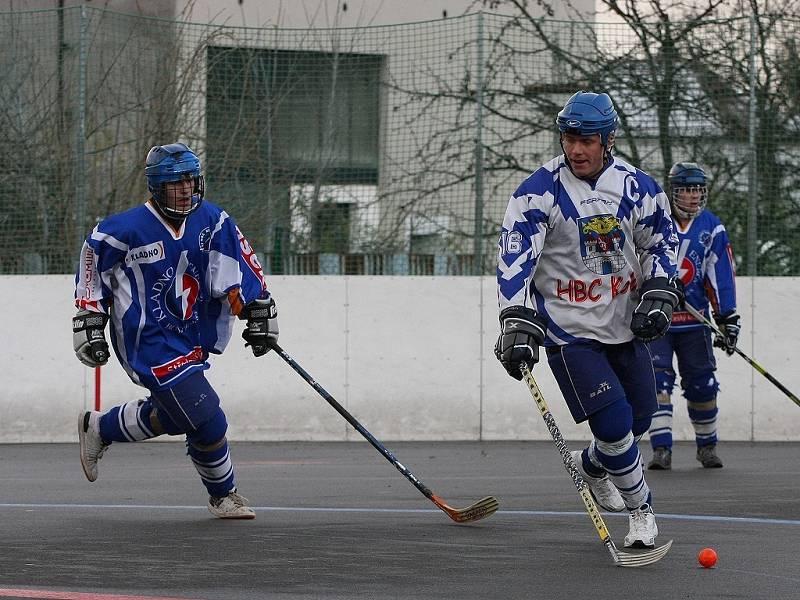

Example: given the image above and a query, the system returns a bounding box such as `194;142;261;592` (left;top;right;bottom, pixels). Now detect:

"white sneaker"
208;488;256;519
572;450;625;512
624;503;658;548
78;411;109;482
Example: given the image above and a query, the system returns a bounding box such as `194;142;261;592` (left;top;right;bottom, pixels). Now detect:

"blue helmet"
555;91;619;146
145;142;204;219
668;162;708;220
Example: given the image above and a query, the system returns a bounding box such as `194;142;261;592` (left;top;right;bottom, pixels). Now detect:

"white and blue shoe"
572;450;625;512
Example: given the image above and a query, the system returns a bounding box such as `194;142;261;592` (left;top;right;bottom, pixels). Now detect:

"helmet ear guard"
145;143;204;219
668;162;708;220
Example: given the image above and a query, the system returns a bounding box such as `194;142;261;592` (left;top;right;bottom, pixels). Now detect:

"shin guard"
186;408;235;497
98;399;159;442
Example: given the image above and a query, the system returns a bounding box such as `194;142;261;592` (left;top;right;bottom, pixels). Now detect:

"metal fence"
1;7;798;276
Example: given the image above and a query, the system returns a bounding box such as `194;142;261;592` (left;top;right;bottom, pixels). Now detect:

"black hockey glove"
713;311;741;356
494;306;547;381
241;296;279;357
673;277;686;310
72;309;110;367
630;277;683;342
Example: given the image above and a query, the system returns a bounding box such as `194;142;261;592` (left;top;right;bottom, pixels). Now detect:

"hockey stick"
520;364;672;567
269;342;499;523
683;302;800;408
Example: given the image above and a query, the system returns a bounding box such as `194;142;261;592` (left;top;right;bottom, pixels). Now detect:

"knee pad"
683;372;719;405
186;407;229;451
587;398;633;444
654;367;676;396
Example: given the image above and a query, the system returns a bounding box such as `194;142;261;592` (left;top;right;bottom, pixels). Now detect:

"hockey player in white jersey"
646;163;739;470
73;143;279;519
495;92;681;549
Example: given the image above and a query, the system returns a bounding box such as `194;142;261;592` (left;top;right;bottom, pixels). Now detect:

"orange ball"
698;547;717;568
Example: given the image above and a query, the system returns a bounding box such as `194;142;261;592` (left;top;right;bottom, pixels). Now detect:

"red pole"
94;365;101;411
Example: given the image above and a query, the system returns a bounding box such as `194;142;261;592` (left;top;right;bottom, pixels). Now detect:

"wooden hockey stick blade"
611;539;673;567
431;494;500;523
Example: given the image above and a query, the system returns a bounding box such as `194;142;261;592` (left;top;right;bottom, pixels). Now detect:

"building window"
205;46;383;272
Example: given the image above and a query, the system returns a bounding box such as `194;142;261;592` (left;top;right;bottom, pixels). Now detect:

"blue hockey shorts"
546;338;657;424
649;328;717;398
149;370;223;434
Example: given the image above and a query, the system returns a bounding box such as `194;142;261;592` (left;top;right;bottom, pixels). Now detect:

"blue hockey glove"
630;277;683;342
494;306;547;381
241;296;279;357
713;311;740;356
72;309;110;367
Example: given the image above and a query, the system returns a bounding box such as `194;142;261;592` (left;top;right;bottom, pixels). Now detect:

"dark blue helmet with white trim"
145;142;204;219
668;162;708;220
555;91;618;146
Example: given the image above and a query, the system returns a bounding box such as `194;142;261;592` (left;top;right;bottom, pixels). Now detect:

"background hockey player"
646;162;739;470
495;91;681;549
73;143;279;519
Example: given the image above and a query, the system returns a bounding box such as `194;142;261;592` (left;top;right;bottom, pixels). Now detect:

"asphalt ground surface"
2;440;799;599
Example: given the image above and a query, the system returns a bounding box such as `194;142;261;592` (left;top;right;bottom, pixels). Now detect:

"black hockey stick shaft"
268;342;498;522
684;303;800;407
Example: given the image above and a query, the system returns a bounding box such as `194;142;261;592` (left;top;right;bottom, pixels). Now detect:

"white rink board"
0;275;798;443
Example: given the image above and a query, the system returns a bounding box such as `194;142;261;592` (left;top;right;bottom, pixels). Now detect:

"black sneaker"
648;447;672;470
696;444;723;468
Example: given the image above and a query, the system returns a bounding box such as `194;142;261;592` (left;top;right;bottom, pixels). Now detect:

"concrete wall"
1;275;798;443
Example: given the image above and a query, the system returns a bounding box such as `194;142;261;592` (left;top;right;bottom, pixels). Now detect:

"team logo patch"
577;214;627;275
678;256;696;285
199;227;212;252
150;250;202;332
165;251;200;320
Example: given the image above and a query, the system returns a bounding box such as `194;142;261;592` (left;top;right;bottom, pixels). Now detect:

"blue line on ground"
2;503;799;526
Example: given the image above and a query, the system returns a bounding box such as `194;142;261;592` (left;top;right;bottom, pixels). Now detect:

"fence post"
472;12;485;276
74;5;89;253
746;13;758;442
746;13;758;278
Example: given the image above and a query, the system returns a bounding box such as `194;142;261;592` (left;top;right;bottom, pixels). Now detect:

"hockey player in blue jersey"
73;143;278;519
646;163;739;470
495;91;681;549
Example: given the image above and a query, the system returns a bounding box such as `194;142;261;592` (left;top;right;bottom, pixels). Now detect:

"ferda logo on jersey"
577;214;627;275
150;250;202;333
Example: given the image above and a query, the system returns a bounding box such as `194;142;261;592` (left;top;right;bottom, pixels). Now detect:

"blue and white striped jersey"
75;200;269;391
670;209;737;331
497;155;678;346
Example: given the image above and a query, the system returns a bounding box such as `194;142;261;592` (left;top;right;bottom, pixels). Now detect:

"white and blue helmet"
145;143;204;219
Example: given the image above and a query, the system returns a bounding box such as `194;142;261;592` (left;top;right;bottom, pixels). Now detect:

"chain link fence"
1;7;798;275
